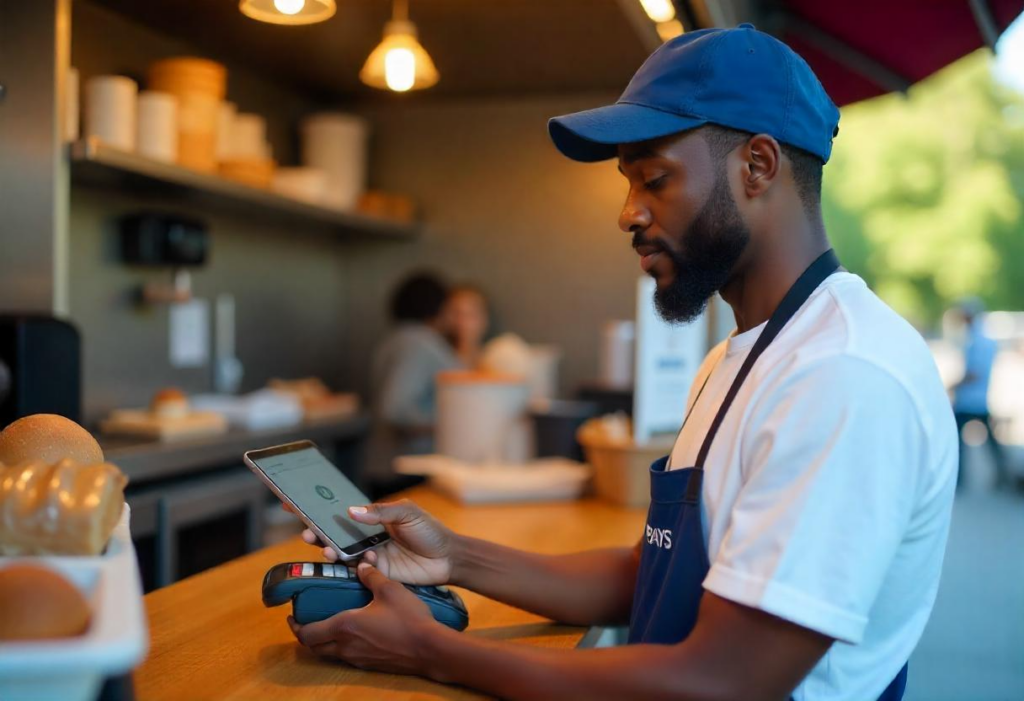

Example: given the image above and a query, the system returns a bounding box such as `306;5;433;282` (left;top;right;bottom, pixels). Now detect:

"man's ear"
740;133;781;199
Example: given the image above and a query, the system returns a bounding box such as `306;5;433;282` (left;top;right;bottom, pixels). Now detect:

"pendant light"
239;0;336;26
638;0;676;24
360;0;439;92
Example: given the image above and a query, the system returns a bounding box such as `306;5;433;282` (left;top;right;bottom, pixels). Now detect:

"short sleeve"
703;355;922;643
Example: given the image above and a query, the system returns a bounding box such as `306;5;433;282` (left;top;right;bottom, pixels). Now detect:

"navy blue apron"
627;250;908;701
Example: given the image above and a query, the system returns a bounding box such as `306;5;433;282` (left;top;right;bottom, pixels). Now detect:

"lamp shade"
359;20;439;92
239;0;336;26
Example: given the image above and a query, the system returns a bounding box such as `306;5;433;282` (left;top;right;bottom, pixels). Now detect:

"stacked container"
148;58;227;172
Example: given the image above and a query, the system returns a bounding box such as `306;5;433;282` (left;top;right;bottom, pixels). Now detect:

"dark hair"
390;272;448;322
700;124;823;217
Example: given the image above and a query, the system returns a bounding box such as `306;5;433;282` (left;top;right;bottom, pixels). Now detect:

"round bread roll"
0;564;91;640
0;414;104;467
151;387;189;419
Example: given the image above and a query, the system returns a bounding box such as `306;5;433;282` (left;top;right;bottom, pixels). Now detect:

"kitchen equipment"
136;91;178;163
119;213;209;267
0;316;81;427
213;294;244;395
272;167;327;204
148;57;226;172
436;371;531;464
530;399;600;461
0;506;148;701
262;561;468;630
527;344;562;402
84;75;137;152
300;112;368;210
599;320;635;389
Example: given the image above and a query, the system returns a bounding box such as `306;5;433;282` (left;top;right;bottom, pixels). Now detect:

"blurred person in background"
951;298;1009;490
442;285;491;368
367;272;465;495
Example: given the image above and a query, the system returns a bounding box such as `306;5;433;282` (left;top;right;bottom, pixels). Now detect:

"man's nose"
619;192;652;234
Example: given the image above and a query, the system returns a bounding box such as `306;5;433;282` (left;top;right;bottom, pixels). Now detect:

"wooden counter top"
136;486;647;700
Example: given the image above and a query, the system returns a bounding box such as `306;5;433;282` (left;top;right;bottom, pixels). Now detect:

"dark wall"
70;2;354;424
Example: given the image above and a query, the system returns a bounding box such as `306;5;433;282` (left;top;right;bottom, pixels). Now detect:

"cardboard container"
148;57;226;172
577;421;671;508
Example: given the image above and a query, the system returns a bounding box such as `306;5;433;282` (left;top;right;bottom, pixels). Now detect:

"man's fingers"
349;499;420;526
301;529;318;545
310;642;339;658
357;562;392;596
291;616;338;648
322;546;339;562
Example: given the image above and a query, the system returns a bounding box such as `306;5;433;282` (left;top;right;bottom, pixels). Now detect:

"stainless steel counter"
99;413;372;485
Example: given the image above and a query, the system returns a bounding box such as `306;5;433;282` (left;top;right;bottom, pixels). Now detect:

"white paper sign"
632;277;708;444
169;298;210;368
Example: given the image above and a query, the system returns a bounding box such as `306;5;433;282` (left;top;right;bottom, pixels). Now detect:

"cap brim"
548;103;705;162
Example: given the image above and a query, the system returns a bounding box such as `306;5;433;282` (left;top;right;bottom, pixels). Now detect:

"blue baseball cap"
549;24;840;163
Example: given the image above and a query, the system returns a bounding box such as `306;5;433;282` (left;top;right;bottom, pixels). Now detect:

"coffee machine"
0;316;82;428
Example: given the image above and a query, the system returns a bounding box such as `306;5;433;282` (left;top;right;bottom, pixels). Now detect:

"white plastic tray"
395;455;592;504
0;505;149;701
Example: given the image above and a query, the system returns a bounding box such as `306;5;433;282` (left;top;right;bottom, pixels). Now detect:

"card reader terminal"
262;562;469;631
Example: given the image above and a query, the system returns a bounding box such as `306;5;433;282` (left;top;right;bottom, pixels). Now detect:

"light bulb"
656;19;684;42
274;0;305;15
385;48;416;92
639;0;675;23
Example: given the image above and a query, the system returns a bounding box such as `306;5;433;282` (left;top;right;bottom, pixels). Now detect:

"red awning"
757;0;1024;105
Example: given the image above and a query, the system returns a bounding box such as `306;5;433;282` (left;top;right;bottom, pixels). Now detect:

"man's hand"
287;499;456;585
288;563;441;676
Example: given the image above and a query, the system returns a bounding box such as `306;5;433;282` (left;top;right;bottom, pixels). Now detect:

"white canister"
300;112;368;211
599;320;636;389
136;91;178;162
229;113;267;160
436;372;532;464
527;345;562;402
85;75;138;151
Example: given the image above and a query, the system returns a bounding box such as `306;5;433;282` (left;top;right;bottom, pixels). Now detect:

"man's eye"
643;175;667;191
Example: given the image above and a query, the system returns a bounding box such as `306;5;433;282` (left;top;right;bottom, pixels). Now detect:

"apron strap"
695;249;842;469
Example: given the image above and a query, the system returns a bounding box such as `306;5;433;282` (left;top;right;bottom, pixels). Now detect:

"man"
951;298;1008;489
291;25;958;700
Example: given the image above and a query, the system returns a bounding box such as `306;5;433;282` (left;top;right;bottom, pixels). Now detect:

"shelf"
69;138;419;241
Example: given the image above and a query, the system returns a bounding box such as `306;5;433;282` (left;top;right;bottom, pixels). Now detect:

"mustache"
631;231;668;253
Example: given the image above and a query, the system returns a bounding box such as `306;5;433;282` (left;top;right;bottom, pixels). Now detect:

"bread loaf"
0;459;127;556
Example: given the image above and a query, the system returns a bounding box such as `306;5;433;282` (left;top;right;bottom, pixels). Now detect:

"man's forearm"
450;535;638;626
416;624;728;701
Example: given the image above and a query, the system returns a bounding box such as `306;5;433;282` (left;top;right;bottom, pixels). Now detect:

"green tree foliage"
823;50;1024;328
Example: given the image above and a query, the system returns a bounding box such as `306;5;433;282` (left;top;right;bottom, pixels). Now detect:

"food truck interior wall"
70;1;638;425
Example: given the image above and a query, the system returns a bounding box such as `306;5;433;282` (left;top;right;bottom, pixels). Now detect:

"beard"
643;171;750;324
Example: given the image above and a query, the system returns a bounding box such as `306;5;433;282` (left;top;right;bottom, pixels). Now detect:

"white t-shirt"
668;272;957;701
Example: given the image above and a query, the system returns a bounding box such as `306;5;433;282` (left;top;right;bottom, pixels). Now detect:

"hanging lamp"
360;0;439;92
239;0;337;26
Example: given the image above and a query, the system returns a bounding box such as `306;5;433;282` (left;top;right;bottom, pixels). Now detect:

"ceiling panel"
86;0;653;100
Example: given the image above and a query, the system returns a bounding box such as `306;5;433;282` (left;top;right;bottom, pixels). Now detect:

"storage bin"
0;506;148;701
577;420;672;508
148;57;226;172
